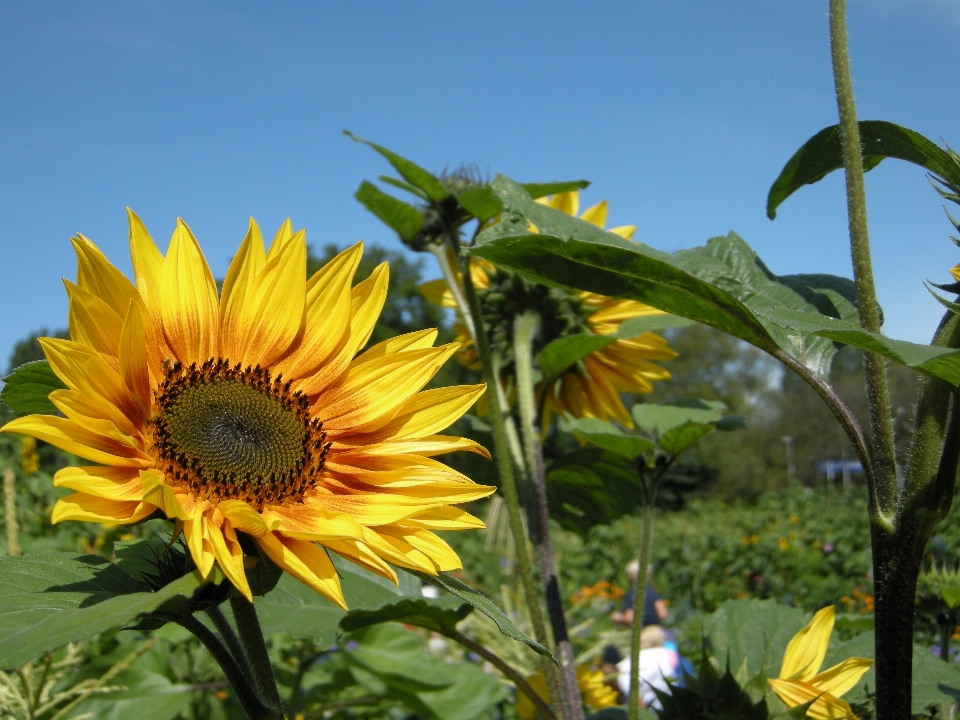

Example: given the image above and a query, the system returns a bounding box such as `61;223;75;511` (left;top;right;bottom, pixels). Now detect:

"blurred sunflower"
514;662;618;720
951;263;960;282
1;211;493;606
420;190;676;428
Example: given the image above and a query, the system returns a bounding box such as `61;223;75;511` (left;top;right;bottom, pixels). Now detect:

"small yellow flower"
779;537;790;551
20;436;39;475
789;514;799;523
515;662;617;720
768;606;873;720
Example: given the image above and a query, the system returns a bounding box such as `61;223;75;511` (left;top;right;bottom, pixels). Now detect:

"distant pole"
781;436;797;484
3;469;20;556
841;442;851;491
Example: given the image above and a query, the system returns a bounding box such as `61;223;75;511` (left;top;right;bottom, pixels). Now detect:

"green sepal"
345;131;448;201
457;187;502;223
521;180;590;199
354;181;424;242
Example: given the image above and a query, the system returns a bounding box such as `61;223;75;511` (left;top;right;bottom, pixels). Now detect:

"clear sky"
1;0;958;369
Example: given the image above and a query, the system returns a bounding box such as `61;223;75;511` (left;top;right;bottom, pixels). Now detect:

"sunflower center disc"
151;359;329;508
164;380;304;478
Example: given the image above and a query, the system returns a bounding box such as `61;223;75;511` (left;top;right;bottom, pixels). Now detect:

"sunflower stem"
204;605;256;689
177;614;278;720
514;311;584;720
428;244;476;341
455;238;564;719
230;594;283;711
627;499;654;720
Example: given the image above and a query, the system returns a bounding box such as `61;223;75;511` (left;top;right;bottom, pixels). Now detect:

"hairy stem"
428;244;476;340
628;500;655;720
514;311;584;720
205;605;256;689
177;614;277;720
829;0;898;515
230;595;283;711
444;628;558;720
456;241;563;717
3;468;20;557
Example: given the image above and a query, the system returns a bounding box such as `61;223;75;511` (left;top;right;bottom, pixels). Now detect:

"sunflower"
420;190;676;429
514;662;618;720
1;211;494;607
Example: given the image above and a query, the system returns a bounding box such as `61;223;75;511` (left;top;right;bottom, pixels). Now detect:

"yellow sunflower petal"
781;606;835;681
206;511;252;601
549;191;579;217
317;344;459;431
810;657;874;699
160;218;219;366
51;493;156;526
306;491;444;526
219;217;266;363
267;218;295;259
381;526;462;572
609;225;637;240
951;263;960;283
360;526;437;574
184;504;216;578
118;301;152;415
261;503;363;542
767;678;855;720
274;241;363;383
580;200;608;228
47;389;139;445
322;537;398;584
231;227;306;369
139;471;191;521
127;209;171;363
217;500;280;537
351;329;438;367
333;436;490;459
64;280;123;357
400;506;486;531
53;466;144;501
1;415;151;467
257;532;346;609
418;279;458;309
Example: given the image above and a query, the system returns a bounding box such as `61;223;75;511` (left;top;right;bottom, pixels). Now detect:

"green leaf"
632;399;729;435
0;552;201;669
471;175;861;381
768;121;960;219
379;174;428;199
615;314;696;337
340;596;470;634
546;447;643;538
457;187;502;223
941;585;960;609
255;555;421;647
539;334;616;381
521;180;591;199
560;416;656;460
345;131;448;202
659;422;716;456
0;360;67;416
757;307;960;386
354;181;424;242
412;570;555;661
702;599;807;679
68;667;194;720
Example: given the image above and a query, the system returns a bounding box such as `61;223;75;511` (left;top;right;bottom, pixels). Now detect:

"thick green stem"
428;244;476;340
205;605;256;689
230;595;283;712
177;614;278;720
628;500;655;720
514;311;584;720
456;242;563;717
829;0;898;515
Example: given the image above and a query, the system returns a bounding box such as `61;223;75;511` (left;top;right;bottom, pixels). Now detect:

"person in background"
615;625;681;710
610;560;668;627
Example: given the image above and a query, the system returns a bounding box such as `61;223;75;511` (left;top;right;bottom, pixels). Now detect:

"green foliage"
766;120;960;220
655;653;768;720
0;552;201;669
354;181;424;242
1;361;67;416
471;175;862;383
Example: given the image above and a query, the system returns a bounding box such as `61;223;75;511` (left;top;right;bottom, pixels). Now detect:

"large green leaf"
0;360;66;416
758;307;960;386
0;552;201;669
768;121;960;220
560;417;656;460
255;555;420;646
354;181;424;242
521;180;590;199
457;187;502;223
340;596;470;635
823;631;960;713
546;447;643;538
659;422;717;456
68;667;194;720
632;399;729;435
412;570;555;660
345;131;449;202
470;175;860;381
702;598;808;678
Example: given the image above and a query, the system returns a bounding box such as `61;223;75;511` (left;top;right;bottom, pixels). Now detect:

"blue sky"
1;0;958;370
